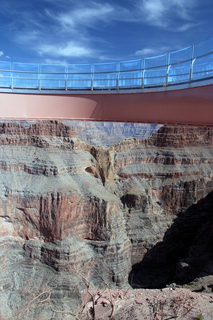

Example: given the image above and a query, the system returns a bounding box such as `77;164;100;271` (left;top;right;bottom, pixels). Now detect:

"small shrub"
197;313;203;320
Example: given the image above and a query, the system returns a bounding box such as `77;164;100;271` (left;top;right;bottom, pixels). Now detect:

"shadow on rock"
129;191;213;289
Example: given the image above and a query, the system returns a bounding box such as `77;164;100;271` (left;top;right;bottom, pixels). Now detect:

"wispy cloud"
135;48;157;57
49;2;114;29
45;58;68;64
0;51;3;57
38;41;94;58
138;0;166;27
176;23;198;32
135;45;173;58
135;0;199;28
15;30;42;44
99;55;124;61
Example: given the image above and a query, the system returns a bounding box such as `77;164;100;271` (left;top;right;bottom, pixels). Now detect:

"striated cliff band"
0;120;213;319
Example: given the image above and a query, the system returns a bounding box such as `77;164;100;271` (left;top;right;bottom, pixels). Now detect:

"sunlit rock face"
0;120;213;319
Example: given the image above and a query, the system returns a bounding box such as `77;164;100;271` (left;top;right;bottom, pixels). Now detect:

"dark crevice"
121;194;147;210
99;167;105;185
85;166;99;179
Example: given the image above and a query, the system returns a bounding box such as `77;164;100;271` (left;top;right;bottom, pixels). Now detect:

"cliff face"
1;120;213;319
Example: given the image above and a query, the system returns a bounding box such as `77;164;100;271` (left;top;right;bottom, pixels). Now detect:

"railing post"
190;45;195;83
116;72;120;91
116;62;120;91
91;65;94;91
190;58;196;82
11;71;13;89
165;53;170;87
65;65;68;91
141;69;145;88
38;64;41;90
91;73;94;91
166;65;171;86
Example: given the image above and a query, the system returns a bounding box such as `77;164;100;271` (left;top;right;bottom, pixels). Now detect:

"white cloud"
38;41;94;58
15;30;42;44
0;51;3;57
135;48;156;56
45;59;67;64
99;55;123;61
47;3;114;30
139;0;166;26
135;45;173;58
176;23;197;32
136;0;199;28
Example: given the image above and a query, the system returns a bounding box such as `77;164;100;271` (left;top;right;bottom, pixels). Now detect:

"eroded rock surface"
0;120;213;319
80;288;213;320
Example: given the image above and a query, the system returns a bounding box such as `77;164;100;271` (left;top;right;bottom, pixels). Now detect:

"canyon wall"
64;121;162;147
0;120;213;319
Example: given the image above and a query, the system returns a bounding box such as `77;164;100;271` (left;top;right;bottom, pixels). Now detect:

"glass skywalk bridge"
0;37;213;92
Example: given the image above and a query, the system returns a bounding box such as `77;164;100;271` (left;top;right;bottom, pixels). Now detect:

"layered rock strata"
0;120;213;319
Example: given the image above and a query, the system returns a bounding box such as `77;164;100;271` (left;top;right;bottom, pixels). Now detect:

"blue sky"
0;0;213;65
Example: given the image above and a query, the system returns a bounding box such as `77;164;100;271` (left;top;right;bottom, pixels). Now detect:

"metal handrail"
0;50;212;76
0;43;213;91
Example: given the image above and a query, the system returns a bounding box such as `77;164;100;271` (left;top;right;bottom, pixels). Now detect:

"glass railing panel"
144;67;167;86
40;64;66;89
13;62;39;75
93;72;117;89
193;54;213;80
119;71;142;87
0;61;11;87
67;76;92;89
40;64;66;78
68;64;92;73
169;47;192;64
94;62;117;73
13;76;39;89
67;80;92;89
168;61;191;83
12;62;39;88
67;64;92;89
194;37;213;58
67;74;92;89
40;78;66;89
145;54;167;68
120;60;143;72
93;63;118;88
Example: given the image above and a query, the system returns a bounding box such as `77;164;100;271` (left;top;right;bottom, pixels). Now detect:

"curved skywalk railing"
0;37;213;92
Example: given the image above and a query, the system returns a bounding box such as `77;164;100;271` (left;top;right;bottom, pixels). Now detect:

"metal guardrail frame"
0;44;213;91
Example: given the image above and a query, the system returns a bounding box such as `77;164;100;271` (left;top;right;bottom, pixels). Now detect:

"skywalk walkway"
0;37;213;125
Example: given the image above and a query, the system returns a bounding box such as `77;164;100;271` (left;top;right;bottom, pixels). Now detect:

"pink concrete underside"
0;85;213;125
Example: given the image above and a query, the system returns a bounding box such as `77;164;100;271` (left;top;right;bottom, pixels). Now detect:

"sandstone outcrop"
0;120;213;319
